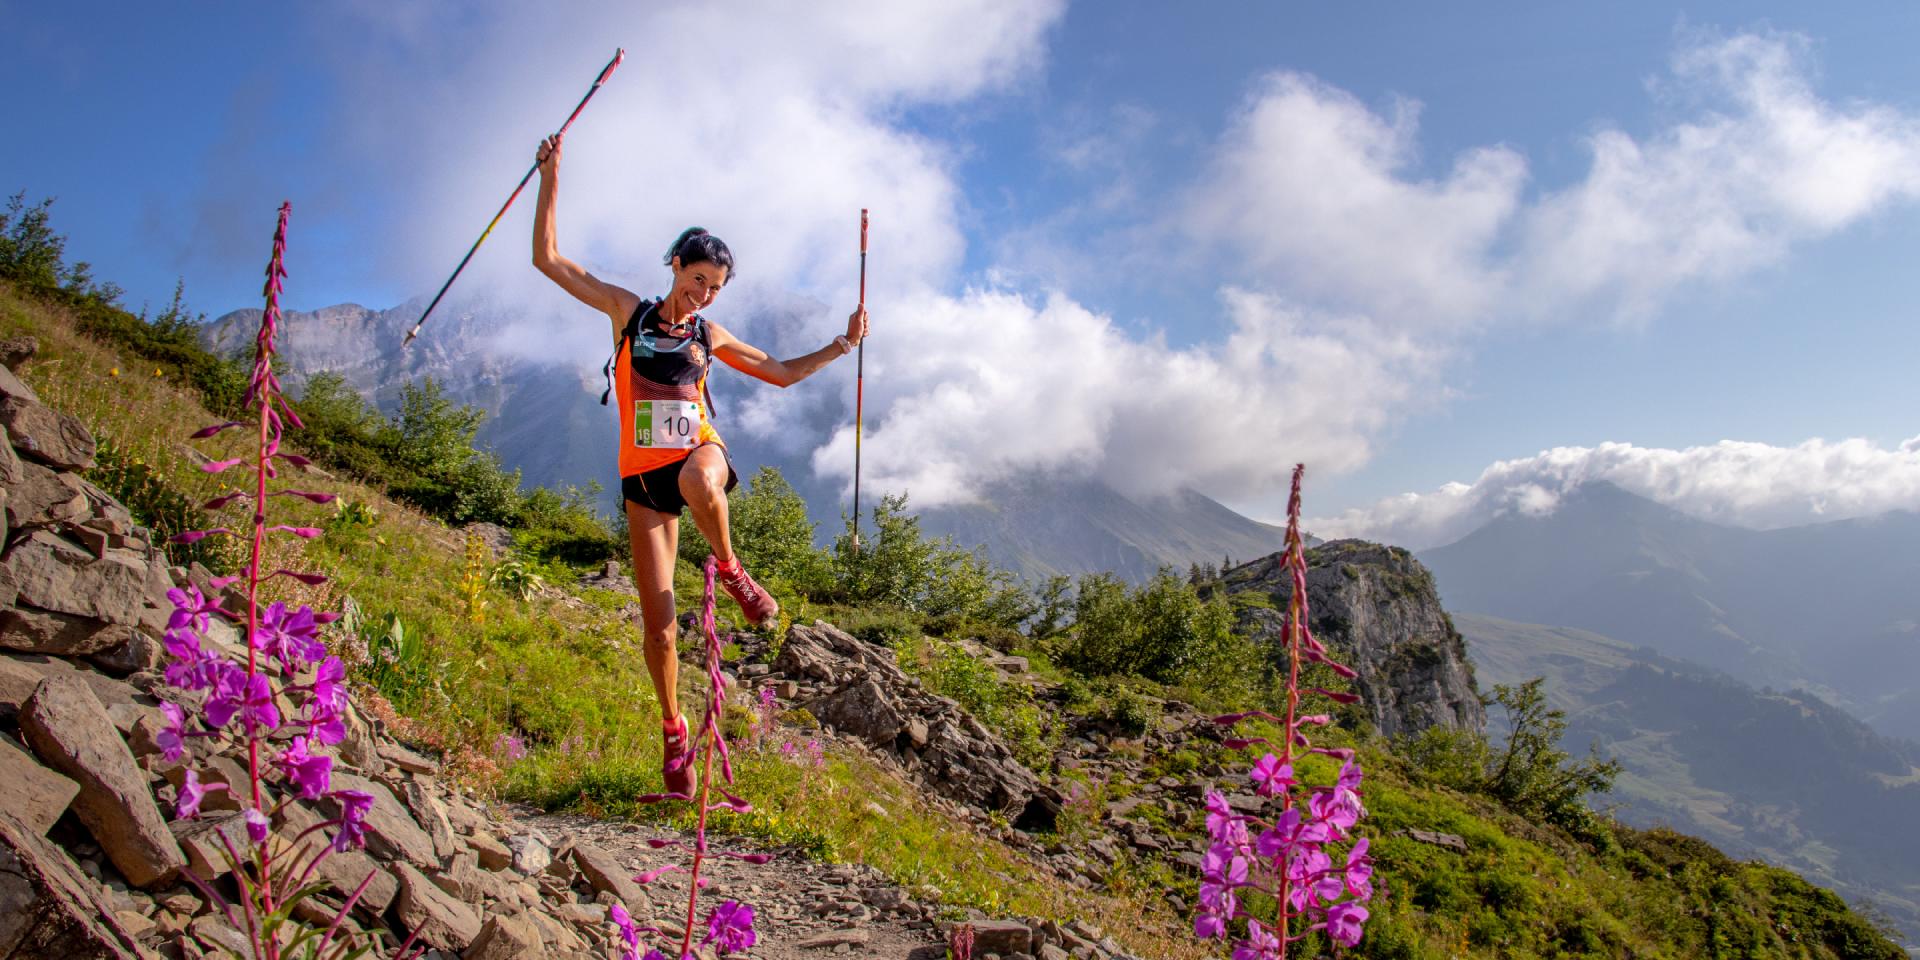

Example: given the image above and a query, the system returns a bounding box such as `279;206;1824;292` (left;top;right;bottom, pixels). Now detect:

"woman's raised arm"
531;135;636;328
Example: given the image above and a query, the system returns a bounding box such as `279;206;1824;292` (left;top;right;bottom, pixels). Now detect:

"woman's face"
669;256;728;316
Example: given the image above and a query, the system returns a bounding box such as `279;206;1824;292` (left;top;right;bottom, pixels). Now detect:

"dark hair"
664;227;735;279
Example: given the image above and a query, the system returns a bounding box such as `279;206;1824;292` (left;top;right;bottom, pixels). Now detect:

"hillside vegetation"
0;194;1905;958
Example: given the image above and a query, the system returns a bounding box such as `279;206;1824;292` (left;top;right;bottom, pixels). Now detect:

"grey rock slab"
0;604;137;656
4;529;150;626
170;814;251;881
401;780;459;862
570;843;645;909
0;812;153;959
0;393;97;469
19;674;186;887
378;740;441;775
5;460;88;530
465;829;512;871
188;915;250;957
795;928;873;950
318;771;439;868
0;423;25;486
0;335;37;368
463;914;548;960
506;832;550;875
0;731;79;835
395;862;483;952
971;919;1034;955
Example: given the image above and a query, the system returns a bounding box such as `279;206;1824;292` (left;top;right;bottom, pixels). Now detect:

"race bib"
633;400;703;449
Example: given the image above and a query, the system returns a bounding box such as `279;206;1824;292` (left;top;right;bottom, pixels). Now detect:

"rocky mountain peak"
1216;539;1486;739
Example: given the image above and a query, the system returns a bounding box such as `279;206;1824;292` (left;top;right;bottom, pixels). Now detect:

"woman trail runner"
531;133;867;795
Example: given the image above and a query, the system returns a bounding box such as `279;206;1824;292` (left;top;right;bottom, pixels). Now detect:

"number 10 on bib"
634;400;702;449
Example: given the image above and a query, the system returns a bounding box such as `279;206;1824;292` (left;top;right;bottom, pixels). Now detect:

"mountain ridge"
1421;480;1920;741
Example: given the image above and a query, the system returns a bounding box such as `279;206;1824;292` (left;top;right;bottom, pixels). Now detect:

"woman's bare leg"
679;443;736;567
627;500;683;726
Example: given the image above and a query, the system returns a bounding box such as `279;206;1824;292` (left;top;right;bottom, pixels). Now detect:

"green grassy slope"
1;274;1904;959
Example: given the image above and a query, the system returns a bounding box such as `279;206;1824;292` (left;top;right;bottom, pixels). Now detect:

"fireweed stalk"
606;557;763;960
1195;465;1374;957
162;204;416;959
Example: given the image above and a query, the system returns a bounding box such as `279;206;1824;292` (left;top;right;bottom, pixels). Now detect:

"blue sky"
5;2;1919;546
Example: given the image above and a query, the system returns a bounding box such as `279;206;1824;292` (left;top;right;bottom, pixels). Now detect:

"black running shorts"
621;445;739;515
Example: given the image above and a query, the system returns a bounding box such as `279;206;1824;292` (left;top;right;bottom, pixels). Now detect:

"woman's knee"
680;461;728;502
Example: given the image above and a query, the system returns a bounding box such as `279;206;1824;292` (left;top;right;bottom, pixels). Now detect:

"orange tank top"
613;299;725;476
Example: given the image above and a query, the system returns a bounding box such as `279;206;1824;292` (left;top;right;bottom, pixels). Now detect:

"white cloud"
809;286;1444;506
1183;30;1920;329
1184;73;1525;328
1312;437;1920;550
1517;30;1920;322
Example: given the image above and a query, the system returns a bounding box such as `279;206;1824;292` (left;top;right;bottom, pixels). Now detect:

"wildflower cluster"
158;205;406;958
606;557;765;960
1195;465;1374;957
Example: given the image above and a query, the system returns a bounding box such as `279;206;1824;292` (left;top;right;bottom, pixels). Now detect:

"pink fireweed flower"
166;584;224;634
1233;919;1281;960
493;733;527;762
243;807;270;846
174;768;226;819
1249;753;1295;797
1195;911;1227;940
1326;901;1369;949
610;902;642;960
1338;758;1363;793
254;601;323;669
703;901;756;954
278;737;333;800
330;789;375;852
310;655;347;707
1308;786;1365;839
1345;837;1374;900
304;698;346;746
204;663;278;733
156;702;190;763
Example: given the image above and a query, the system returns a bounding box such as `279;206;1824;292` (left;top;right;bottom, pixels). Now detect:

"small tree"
1484;679;1620;830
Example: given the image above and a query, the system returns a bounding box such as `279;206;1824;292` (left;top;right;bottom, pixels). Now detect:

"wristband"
834;335;853;355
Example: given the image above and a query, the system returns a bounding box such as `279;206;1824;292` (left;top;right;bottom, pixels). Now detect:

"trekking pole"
403;48;626;346
852;209;868;555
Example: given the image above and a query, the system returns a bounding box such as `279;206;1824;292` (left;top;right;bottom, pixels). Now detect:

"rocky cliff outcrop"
1216;539;1486;738
763;622;1064;831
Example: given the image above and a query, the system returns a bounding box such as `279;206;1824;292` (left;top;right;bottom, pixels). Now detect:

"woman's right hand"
536;135;562;177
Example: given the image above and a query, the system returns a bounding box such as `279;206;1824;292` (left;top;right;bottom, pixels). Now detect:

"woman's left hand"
846;305;869;346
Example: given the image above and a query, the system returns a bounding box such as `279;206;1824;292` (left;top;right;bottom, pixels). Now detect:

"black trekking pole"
403;48;625;346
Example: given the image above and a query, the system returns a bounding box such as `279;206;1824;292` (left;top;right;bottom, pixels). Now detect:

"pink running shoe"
661;716;695;797
714;557;779;627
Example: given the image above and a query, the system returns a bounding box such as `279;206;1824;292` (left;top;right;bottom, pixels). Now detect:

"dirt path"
506;806;947;960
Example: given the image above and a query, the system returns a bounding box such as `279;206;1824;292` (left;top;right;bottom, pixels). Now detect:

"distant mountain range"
1420;481;1920;742
205;299;1289;582
1461;612;1920;949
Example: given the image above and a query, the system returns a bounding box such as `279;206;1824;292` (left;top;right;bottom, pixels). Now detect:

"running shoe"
661;715;695;797
715;558;779;627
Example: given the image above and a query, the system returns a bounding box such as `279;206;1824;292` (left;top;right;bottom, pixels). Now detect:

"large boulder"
780;622;1062;831
0;812;154;959
393;862;482;951
0;606;141;656
17;675;186;888
0;733;79;835
3;530;151;628
0;392;97;471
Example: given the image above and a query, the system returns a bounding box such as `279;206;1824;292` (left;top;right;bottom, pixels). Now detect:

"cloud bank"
304;14;1920;511
1311;436;1920;551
